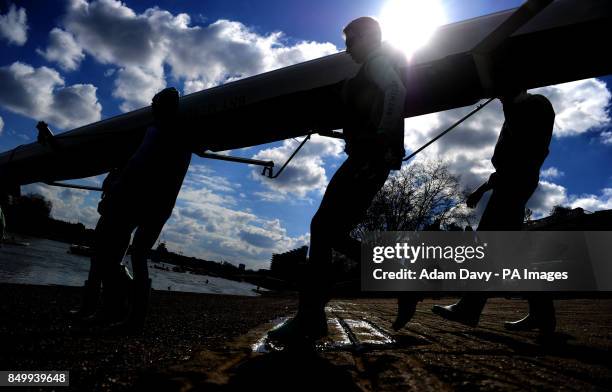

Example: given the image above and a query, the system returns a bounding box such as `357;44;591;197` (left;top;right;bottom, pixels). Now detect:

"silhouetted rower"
433;89;556;332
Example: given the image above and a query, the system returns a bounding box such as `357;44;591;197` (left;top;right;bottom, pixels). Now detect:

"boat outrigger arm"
43;129;335;191
196;128;344;179
194;125;345;178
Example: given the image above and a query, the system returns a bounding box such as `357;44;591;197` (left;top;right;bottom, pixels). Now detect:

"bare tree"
353;160;474;239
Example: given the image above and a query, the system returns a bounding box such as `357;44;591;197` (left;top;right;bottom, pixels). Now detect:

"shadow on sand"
137;349;362;392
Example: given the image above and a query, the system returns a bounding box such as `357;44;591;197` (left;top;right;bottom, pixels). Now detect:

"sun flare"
378;0;446;60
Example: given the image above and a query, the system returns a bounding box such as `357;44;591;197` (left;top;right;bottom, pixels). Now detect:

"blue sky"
1;0;611;269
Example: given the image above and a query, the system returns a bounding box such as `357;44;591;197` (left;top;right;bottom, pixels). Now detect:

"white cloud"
55;0;337;111
404;99;503;190
0;62;102;130
0;115;4;135
533;79;611;137
526;180;568;218
402;78;612;220
601;130;612;145
37;28;85;71
158;164;309;268
521;182;611;218
63;0;167;69
568;188;612;212
0;4;28;45
540;167;564;179
183;164;240;193
251;134;344;198
112;65;166;112
493;181;612;219
253;191;290;203
19;162;308;268
183;79;215;95
21;183;100;228
245;77;610;217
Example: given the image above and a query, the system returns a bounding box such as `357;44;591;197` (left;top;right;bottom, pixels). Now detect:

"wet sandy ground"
148;297;612;391
0;283;296;391
2;283;611;391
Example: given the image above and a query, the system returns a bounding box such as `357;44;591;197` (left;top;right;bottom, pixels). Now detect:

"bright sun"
378;0;446;60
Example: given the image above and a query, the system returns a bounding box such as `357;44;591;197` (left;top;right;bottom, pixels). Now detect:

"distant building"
524;207;612;230
238;263;245;272
270;246;308;282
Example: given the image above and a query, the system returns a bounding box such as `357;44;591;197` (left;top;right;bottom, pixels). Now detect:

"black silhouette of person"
76;87;192;334
268;17;407;343
432;89;556;332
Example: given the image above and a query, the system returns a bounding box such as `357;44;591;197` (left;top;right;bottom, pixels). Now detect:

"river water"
0;236;259;296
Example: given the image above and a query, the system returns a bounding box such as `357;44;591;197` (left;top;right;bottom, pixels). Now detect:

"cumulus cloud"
37;28;85;71
404;99;503;191
244;77;610;213
540;167;564;179
21;183;100;228
527;184;612;217
533;79;611;137
0;4;28;45
568;188;612;212
526;180;568;217
112;65;166;112
181;164;239;196
402;78;612;220
485;181;611;220
52;0;337;111
601;130;612;145
251;134;344;199
0;62;102;130
19;162;305;268
183;79;215;95
239;228;278;249
183;164;240;193
253;191;290;203
161;164;309;268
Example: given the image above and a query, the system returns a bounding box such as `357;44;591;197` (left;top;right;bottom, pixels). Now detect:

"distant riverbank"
0;235;260;296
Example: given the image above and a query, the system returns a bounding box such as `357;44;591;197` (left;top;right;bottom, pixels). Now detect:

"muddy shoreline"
3;283;612;391
0;283;297;391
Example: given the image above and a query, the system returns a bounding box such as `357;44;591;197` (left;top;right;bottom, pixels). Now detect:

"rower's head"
152;87;179;130
498;88;527;106
343;17;382;64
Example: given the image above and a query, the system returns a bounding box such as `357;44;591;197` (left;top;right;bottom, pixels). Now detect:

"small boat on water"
68;244;93;257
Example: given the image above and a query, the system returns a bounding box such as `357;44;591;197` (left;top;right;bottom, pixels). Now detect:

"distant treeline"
2;193;95;246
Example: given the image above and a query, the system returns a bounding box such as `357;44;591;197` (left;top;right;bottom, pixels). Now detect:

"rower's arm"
368;56;406;141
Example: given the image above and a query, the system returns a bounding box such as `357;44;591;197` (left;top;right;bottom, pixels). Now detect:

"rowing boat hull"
1;0;610;186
